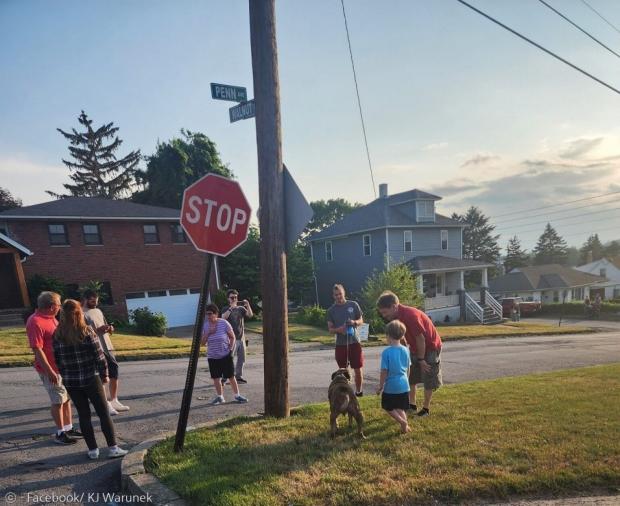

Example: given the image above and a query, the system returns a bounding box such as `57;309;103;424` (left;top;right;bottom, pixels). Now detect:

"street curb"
121;414;264;506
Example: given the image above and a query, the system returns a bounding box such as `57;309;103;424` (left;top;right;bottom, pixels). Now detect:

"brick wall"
8;220;212;316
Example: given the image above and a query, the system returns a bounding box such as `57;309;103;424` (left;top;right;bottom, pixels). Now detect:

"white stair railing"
485;291;503;320
465;292;484;323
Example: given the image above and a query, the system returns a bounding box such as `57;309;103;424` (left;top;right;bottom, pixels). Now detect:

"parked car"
501;297;542;317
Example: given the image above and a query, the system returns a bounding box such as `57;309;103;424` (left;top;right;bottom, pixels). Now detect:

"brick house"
0;197;219;326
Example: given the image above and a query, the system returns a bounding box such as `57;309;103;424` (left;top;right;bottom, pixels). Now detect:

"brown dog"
328;368;365;438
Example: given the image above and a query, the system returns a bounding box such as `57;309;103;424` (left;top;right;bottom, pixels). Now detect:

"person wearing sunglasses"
221;289;253;384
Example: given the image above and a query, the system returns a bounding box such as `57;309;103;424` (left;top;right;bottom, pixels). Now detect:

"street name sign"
210;83;247;102
229;99;256;123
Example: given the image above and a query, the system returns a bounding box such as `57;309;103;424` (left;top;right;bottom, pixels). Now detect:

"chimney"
379;183;388;198
586;250;593;264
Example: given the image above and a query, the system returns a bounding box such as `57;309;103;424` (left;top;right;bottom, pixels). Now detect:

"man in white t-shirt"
82;289;129;415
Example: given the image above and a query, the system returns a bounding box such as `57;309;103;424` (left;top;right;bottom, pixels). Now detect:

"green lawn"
0;327;192;367
246;320;592;346
147;364;620;506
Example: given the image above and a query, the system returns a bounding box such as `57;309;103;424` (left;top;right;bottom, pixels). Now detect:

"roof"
407;255;494;273
309;189;463;241
489;264;606;293
0;232;33;258
0;197;180;221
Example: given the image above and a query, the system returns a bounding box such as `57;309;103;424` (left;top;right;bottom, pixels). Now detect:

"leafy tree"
566;246;580;267
504;235;529;272
533;223;568;265
27;274;66;305
579;234;604;264
133;130;233;209
218;226;261;305
304;198;362;238
604;240;620;258
0;187;22;212
50;111;140;199
287;243;315;305
359;264;423;334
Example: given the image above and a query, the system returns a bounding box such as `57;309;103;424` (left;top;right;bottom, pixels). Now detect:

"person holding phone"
221;289;253;384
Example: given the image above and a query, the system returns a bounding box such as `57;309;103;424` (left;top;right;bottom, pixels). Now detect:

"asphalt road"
1;330;619;505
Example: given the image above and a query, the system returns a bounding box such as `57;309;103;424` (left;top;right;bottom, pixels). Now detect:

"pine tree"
579;234;604;264
0;187;22;212
504;235;529;272
49;111;141;199
604;240;620;258
533;223;568;265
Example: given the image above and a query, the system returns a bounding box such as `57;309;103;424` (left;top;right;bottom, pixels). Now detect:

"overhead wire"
579;0;620;36
495;205;620;232
455;0;620;95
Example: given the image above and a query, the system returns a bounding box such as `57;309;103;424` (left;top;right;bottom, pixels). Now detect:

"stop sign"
180;174;252;256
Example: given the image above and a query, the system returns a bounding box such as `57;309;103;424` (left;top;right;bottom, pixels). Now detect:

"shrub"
130;307;167;336
27;274;66;304
359;264;424;334
294;305;327;328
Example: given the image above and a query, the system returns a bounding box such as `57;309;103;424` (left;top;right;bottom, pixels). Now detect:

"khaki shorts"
410;350;443;391
39;373;69;405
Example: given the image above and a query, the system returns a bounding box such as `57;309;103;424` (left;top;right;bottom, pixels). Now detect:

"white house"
574;258;620;300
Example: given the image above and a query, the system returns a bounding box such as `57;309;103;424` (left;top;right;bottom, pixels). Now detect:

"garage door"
125;289;200;328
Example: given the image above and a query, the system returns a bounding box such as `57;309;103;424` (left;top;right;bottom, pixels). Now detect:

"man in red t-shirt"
377;290;442;417
26;291;79;445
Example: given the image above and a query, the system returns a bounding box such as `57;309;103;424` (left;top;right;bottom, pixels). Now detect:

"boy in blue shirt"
376;320;411;434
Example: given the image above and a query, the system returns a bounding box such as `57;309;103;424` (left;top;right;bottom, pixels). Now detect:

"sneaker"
87;448;100;460
235;376;248;384
355;391;363;397
108;403;119;416
417;408;430;417
409;404;417;412
209;395;225;405
108;446;128;459
66;428;83;438
110;399;130;412
54;432;78;445
234;394;248;403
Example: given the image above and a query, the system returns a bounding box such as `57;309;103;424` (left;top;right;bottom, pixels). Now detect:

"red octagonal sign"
180;174;252;256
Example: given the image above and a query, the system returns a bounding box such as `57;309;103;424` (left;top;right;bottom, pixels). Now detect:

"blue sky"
1;0;619;250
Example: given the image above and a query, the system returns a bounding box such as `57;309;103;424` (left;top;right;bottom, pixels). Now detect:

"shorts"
39;373;69;405
410;349;443;391
335;343;364;369
208;354;235;379
381;392;410;411
104;351;119;379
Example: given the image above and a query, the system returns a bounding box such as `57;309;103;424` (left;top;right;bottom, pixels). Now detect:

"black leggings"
66;376;116;450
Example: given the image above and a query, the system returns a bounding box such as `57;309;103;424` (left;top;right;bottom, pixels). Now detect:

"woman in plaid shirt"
53;299;127;460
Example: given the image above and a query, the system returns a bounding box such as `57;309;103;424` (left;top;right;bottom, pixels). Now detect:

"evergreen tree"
604;240;620;258
504;235;529;272
579;233;604;264
0;187;22;212
50;111;140;199
219;226;261;303
133;130;233;209
533;223;568;265
304;199;362;238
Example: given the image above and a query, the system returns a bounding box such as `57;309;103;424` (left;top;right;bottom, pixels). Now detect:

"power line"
537;0;620;59
489;190;620;219
500;213;620;237
340;0;377;198
455;0;620;95
579;0;620;37
495;205;620;233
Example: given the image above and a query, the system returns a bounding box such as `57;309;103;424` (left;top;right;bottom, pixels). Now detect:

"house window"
143;224;160;244
573;287;584;300
0;222;8;236
125;292;146;299
325;241;333;262
404;230;412;252
169;289;189;296
416;200;435;222
362;234;371;256
48;223;69;245
82;223;102;245
147;290;167;297
171;224;187;243
441;230;448;250
600;268;607;278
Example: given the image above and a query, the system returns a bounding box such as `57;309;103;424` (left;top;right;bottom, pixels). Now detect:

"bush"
359;264;424;334
27;274;66;304
294;305;327;328
539;301;620;316
130;307;167;336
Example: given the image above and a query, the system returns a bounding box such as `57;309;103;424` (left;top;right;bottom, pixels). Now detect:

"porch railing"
424;294;460;311
485;291;503;319
465;292;483;323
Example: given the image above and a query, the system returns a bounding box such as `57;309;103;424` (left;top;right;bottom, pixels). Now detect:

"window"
147;290;167;297
362;234;371;256
169;289;189;296
171;224;187;243
416;200;435;221
82;223;102;245
125;292;146;300
404;230;412;252
441;230;448;250
600;268;607;278
48;223;69;245
325;241;333;262
143;224;159;244
0;222;8;236
189;288;201;294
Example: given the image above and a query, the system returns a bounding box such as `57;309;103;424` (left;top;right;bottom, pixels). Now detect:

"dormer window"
416;200;435;222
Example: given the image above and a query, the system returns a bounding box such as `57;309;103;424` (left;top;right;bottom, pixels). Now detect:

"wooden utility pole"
249;0;289;417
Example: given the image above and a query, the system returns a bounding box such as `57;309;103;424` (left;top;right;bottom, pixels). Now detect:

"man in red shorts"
377;290;442;417
327;284;365;396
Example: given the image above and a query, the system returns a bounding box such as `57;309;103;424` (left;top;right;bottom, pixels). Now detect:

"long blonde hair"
54;299;91;345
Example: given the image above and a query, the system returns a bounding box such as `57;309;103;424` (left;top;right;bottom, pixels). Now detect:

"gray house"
308;184;501;323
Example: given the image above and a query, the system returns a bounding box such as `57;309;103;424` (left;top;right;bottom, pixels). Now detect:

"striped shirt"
53;328;109;388
202;318;234;359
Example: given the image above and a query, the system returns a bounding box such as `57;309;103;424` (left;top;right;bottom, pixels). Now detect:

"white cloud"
0;156;66;205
